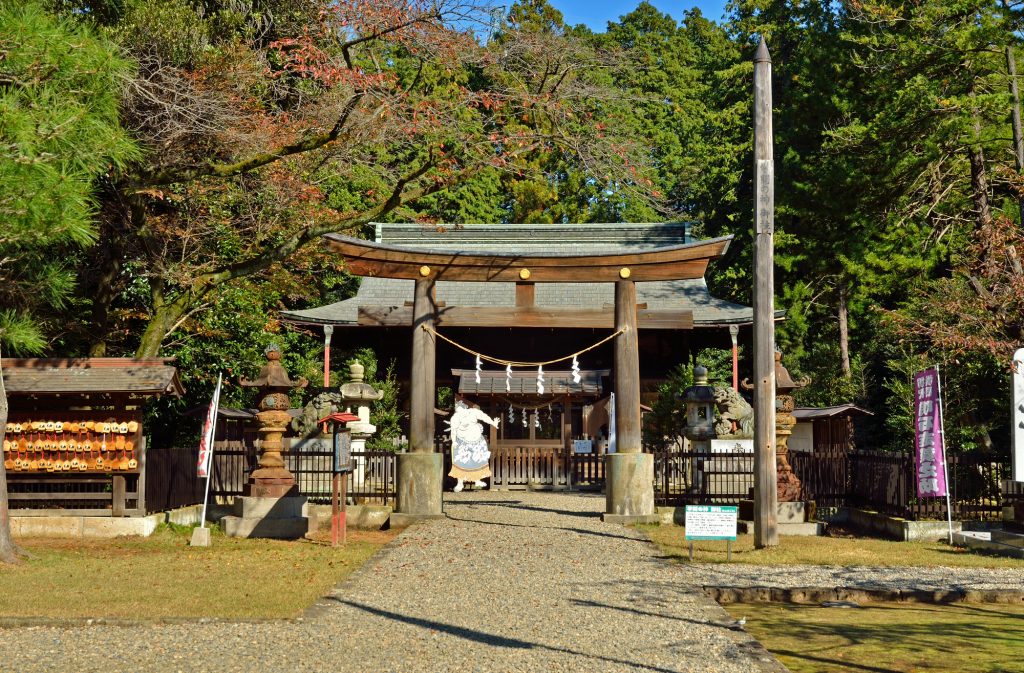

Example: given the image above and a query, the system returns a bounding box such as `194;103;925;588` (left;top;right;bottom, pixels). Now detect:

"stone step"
737;520;825;536
221;515;311;540
234;495;306;519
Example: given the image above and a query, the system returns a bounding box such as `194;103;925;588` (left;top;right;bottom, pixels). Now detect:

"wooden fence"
791;449;1011;521
146;443;398;512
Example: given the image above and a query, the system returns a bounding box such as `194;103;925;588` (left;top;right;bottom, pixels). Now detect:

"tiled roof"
2;358;184;396
282;222;755;327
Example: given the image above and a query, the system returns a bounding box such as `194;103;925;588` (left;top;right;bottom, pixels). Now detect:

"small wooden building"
2;358;183;516
790;404;873;454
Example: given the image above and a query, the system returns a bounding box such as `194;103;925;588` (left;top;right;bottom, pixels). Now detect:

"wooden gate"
490;446;568;490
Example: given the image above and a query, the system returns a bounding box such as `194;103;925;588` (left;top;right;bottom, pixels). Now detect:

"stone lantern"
240;344;308;498
681;365;717;493
339;361;383;485
682;365;717;442
774;351;807;502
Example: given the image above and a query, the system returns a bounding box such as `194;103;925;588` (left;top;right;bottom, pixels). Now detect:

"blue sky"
550;1;730;31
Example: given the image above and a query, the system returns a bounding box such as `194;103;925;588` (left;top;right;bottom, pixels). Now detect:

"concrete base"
739;499;810;523
605;452;655;518
953;530;1024;559
397;452;443;517
308;504;393;530
189;526;211;547
221;495;310;540
601;513;660;525
10;504;206;539
390;512;446;527
776;521;826;536
833;507;962;541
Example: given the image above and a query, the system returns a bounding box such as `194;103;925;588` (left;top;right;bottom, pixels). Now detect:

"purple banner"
913;367;947;498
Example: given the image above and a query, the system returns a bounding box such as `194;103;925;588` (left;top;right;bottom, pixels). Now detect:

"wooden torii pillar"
324;234;733;523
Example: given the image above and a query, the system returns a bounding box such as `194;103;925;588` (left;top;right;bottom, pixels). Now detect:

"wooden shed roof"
792;404;873;420
453;368;608;396
1;358;184;397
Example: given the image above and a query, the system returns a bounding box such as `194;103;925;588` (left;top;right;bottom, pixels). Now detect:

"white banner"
608;392;616;453
196;373;222;478
1013;349;1024;482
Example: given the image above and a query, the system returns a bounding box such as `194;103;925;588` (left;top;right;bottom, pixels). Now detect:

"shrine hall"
280;222;753;521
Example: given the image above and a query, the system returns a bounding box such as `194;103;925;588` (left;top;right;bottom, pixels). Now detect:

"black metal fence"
652;448;754;507
146;441;1013;522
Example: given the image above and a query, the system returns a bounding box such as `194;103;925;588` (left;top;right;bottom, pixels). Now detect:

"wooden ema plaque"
3;412;143;474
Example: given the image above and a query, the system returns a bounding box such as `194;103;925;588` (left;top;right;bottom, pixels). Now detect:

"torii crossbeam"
323;232;733;522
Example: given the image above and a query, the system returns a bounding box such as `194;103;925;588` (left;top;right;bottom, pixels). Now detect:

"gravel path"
682;562;1023;592
0;491;783;673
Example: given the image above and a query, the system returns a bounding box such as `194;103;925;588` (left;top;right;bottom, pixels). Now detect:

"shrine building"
280;222;753;521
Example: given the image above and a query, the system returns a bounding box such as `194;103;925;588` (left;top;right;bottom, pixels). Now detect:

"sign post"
319;412;358;547
685;505;739;562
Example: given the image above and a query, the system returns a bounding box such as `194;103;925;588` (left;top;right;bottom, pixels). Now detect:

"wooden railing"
489;447;568;489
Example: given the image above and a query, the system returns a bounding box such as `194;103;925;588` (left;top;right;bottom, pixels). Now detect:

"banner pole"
936;365;953;544
199;373;222;529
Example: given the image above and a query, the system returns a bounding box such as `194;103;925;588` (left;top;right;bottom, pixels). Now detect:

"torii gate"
324;232;732;523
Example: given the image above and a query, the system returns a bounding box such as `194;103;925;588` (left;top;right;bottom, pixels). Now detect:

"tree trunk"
87;231;122;358
1007;45;1024;222
969;104;993;230
135;298;189;358
134;275;195;358
838;284;852;379
0;350;27;564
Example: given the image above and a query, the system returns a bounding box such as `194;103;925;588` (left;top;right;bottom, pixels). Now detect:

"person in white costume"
447;400;499;492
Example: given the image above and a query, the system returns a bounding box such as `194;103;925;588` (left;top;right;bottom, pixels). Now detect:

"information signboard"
573;439;593;454
684;505;738;541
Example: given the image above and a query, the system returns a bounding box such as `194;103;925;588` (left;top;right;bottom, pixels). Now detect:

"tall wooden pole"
410;278;436;452
614;280;641;453
753;37;779;548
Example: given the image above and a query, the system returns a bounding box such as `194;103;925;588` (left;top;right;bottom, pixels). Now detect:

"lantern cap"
681;364;716;403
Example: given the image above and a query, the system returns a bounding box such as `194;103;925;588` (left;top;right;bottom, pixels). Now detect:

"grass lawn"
725;601;1024;673
642;524;1024;568
4;524;396;620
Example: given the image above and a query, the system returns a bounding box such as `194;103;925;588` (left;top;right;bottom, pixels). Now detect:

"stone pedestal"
739;499;822;536
394;452;443;525
603;452;657;524
221;495;311;539
775;392;802;502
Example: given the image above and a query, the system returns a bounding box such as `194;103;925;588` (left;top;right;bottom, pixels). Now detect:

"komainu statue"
291;392;343;437
713;387;754;438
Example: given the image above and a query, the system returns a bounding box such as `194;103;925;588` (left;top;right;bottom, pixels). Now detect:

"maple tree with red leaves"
74;0;652;358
